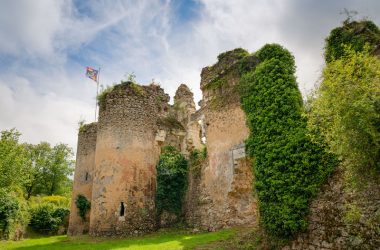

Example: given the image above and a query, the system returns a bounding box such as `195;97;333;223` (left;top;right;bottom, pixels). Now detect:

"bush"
239;44;336;237
156;146;188;218
0;188;29;240
29;204;69;234
41;195;70;208
75;195;90;221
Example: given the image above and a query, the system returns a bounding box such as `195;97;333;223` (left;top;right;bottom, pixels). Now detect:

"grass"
0;229;236;250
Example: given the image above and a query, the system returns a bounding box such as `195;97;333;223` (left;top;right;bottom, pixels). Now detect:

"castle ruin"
68;49;258;236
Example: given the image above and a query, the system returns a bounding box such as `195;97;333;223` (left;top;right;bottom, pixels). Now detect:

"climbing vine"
75;194;91;221
239;44;337;237
156;146;188;218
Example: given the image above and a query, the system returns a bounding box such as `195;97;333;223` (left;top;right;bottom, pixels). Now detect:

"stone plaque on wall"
232;143;246;164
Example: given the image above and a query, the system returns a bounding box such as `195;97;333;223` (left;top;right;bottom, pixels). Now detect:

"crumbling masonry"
68;49;258;236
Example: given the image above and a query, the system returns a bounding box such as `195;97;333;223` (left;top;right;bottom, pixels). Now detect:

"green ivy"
325;20;380;63
156;146;188;218
75;195;90;221
188;147;207;178
217;48;249;61
239;44;337;237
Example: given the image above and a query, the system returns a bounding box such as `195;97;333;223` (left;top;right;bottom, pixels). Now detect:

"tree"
0;129;27;190
308;48;380;172
40;143;74;196
23;143;51;199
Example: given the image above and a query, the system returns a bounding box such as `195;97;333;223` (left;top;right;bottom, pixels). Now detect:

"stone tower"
186;49;258;230
89;82;169;236
68;122;97;235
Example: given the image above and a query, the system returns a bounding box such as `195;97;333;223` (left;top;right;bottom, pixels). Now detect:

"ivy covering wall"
156;146;188;220
239;44;337;237
324;20;380;63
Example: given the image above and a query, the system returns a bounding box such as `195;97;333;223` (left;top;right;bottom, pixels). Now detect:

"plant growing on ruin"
325;19;380;63
239;44;337;237
308;47;380;173
96;85;114;108
188;147;207;178
75;195;90;221
156;146;188;219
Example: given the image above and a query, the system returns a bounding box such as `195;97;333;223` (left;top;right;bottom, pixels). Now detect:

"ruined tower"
68;122;97;235
69;50;260;236
186;49;258;230
89;82;169;236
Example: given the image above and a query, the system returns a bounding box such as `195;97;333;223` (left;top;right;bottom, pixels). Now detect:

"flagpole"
95;68;100;121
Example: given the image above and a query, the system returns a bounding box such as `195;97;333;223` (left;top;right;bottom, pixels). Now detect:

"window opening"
120;202;125;216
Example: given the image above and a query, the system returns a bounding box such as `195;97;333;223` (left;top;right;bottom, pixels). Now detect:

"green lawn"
0;229;235;250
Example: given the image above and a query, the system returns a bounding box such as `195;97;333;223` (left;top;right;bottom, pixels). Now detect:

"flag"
86;67;98;82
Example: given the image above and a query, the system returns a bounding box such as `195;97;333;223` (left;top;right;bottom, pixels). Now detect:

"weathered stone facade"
185;50;258;230
285;167;380;250
69;50;258;236
68;122;97;235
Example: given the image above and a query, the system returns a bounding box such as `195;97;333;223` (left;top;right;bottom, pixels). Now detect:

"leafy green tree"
239;44;336;237
0;129;27;190
308;48;380;171
40;143;74;196
23;143;51;199
156;146;188;219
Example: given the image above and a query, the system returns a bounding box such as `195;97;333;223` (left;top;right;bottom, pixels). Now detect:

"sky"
0;0;380;151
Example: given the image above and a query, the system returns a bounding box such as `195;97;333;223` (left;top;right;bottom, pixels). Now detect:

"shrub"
42;195;70;208
156;146;188;218
29;204;68;234
0;189;29;240
75;195;90;221
239;44;337;237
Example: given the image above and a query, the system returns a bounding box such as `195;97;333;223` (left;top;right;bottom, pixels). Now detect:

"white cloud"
0;75;93;149
1;0;380;151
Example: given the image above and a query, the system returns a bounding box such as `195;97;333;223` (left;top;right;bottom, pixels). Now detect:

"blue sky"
0;0;380;150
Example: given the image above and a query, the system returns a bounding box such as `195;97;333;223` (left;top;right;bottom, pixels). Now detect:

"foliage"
217;48;249;61
75;195;90;221
29;204;69;234
156;146;188;218
308;48;380;173
0;129;28;190
38;143;74;196
0;129;74;239
239;44;337;237
0;188;29;240
96;85;114;108
344;204;362;225
188;147;207;178
325;20;380;63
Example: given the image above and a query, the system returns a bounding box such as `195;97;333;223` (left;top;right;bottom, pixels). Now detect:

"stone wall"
285;167;380;250
68;122;97;235
89;83;169;236
185;50;258;230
